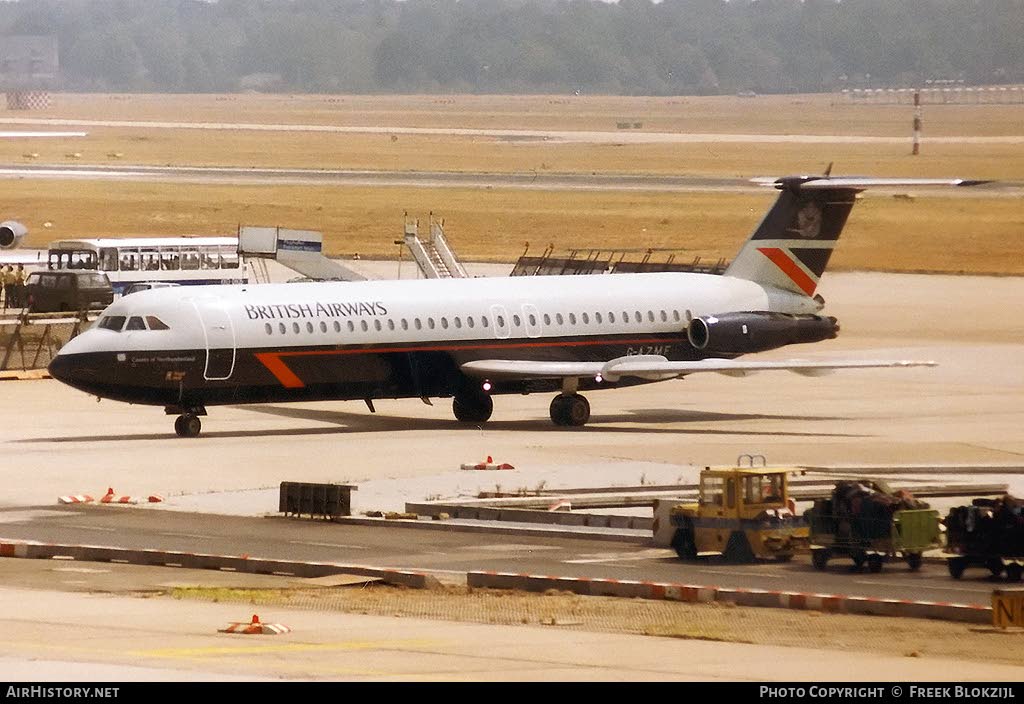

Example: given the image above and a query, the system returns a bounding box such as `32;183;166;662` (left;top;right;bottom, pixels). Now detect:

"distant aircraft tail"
724;176;979;297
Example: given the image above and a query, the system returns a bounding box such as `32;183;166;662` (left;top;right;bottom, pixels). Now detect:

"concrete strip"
467;571;521;591
465;571;992;624
803;465;1024;476
0;541;31;558
721;588;788;609
332;515;651;544
0;539;437;589
3;543;987;622
0;369;50;381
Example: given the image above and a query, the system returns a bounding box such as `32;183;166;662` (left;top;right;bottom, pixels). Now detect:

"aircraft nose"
48;352;77;386
48;350;101;393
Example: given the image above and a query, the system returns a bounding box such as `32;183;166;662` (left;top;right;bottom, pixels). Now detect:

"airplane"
47;175;978;437
0;220;28;249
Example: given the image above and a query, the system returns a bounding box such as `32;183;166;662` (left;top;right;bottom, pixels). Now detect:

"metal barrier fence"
0;311;94;371
840;86;1024;105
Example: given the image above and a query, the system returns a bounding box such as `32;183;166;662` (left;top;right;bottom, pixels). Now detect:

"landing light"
482;380;492;392
595;374;603;383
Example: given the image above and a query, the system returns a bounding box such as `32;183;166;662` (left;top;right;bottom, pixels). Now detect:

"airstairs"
403;214;468;279
238;227;366;282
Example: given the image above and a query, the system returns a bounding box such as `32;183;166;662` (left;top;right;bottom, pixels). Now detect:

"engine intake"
688;311;839;355
0;221;27;249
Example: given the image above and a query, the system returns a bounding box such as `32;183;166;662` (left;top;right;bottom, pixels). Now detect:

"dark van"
25;270;114;313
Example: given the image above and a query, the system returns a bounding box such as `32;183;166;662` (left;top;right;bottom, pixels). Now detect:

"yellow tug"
670;457;809;562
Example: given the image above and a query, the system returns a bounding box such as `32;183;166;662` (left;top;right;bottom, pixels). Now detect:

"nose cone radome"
48;347;103;395
48;352;78;388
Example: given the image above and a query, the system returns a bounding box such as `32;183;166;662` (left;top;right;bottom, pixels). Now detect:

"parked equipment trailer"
945;496;1024;581
805;480;941;572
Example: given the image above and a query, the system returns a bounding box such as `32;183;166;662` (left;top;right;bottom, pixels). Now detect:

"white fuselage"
59;271;810;355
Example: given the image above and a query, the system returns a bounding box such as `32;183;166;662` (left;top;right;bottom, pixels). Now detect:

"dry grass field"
7;180;1021;274
1;92;1021;273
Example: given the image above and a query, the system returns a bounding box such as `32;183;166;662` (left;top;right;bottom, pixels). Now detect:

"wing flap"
460;359;606;379
460;356;936;382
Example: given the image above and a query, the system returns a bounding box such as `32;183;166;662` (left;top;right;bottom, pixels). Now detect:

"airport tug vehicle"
804;480;941;573
669;459;808;562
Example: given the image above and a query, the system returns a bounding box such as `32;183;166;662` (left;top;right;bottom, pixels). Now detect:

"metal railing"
0;309;95;371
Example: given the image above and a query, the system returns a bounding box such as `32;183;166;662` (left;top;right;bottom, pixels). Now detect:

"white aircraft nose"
48;328;110;391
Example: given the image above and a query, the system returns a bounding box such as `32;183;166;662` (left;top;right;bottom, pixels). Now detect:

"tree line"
3;0;1021;95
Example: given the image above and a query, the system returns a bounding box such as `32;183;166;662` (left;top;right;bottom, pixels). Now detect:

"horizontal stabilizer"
461;356;936;382
727;174;988;297
750;176;989;191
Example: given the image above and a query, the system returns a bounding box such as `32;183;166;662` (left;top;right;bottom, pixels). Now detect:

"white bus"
47;237;248;294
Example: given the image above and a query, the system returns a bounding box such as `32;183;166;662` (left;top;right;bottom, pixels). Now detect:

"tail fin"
725;176;978;297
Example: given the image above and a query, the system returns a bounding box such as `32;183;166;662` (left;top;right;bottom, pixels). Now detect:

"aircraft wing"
460;355;936;382
749;176;989;189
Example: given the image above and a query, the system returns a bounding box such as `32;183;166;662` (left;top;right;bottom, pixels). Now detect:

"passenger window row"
260;308;683;337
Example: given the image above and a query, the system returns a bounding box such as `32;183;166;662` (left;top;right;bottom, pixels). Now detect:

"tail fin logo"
792;203;822;238
727;175;980;297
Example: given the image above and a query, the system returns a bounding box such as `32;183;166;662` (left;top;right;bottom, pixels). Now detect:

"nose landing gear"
173;413;202;438
166;405;207;438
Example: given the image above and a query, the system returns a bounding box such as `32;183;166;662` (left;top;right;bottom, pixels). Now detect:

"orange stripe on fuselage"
253;352;306;388
254;336;682;389
757;247;817;296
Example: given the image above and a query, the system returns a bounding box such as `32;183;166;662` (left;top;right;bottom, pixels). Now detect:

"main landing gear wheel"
947;556;967;579
670;524;697;560
174;413;202;438
452;391;493;423
811;548;830;571
904;552;924;572
549;394;590;427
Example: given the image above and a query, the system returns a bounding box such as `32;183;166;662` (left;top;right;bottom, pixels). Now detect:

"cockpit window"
98;316;126;331
125;316;147;331
145;316;170;330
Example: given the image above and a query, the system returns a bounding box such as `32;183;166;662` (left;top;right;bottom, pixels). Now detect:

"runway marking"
699;568;786;579
562;558;648;565
56;524;116;532
852;579;987;595
138;638;442;659
287;541;368;550
0;510;74;523
158;532;212;539
470;544;562;552
563;548;676;564
52;567;110;574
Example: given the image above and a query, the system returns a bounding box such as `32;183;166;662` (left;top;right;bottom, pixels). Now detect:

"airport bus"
0;248;47;272
46;236;248;294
